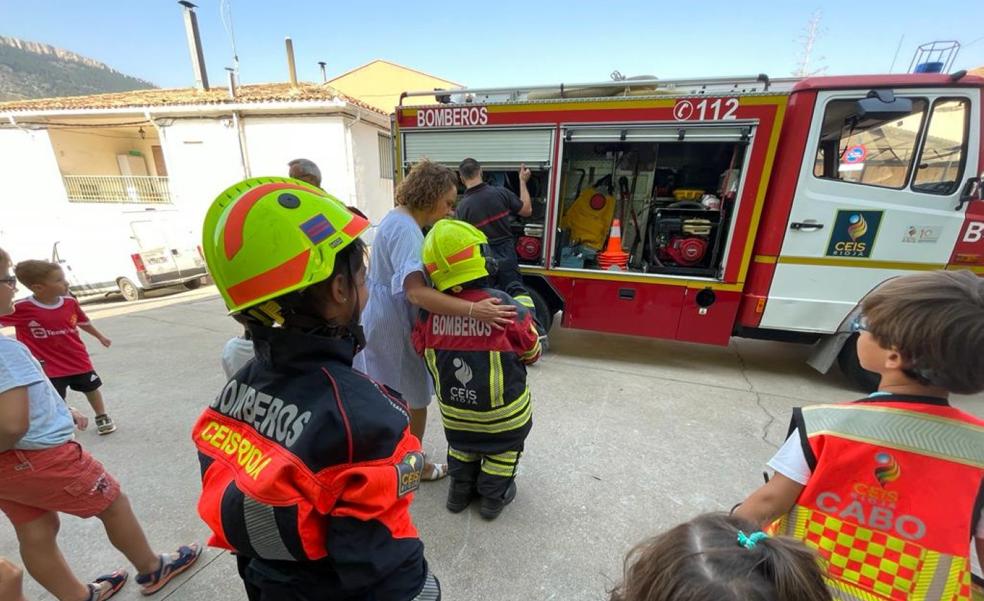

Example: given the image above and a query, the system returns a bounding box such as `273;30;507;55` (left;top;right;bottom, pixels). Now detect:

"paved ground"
3;286;983;601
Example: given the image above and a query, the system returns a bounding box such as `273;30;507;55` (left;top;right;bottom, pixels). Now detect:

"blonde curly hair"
395;159;458;212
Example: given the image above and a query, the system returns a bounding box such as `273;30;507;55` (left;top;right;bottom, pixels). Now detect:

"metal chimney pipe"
285;37;298;87
225;67;237;99
318;61;327;83
178;1;209;90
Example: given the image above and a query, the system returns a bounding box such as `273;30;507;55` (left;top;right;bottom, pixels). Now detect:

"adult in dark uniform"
455;158;531;291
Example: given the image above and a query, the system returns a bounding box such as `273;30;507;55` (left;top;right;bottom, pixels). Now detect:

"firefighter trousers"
448;446;522;499
237;555;441;601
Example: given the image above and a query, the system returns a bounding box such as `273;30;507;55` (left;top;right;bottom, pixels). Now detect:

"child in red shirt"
0;260;116;434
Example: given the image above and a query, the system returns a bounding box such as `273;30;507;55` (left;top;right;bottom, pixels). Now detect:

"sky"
2;0;983;92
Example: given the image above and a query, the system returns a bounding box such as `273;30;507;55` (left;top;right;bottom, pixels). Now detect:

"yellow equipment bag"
561;186;616;250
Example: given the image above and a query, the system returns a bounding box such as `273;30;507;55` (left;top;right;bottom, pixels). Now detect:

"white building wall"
240;115;394;225
0;128;71;261
350;119;395;225
157;118;245;235
241;115;355;202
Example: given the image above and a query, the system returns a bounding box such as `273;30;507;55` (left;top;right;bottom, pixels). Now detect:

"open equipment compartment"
554;125;750;279
456;168;551;267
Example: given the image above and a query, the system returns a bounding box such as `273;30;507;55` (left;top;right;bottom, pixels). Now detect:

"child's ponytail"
753;532;830;601
609;513;831;601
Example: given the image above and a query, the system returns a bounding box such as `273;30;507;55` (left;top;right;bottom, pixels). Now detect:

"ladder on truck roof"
399;74;804;106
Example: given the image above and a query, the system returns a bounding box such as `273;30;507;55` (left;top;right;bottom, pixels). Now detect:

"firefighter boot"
479;481;517;521
446;478;477;513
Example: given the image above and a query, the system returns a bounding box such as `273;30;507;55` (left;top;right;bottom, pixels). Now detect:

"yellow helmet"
202;177;369;313
422;219;493;291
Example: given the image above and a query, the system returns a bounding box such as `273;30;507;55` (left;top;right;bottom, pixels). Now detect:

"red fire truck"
394;72;984;390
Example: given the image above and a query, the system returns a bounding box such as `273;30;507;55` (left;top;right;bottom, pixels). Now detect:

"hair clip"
737;530;769;549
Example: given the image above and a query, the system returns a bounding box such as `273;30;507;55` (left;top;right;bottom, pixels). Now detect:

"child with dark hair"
609;513;831;601
194;178;440;600
1;260;116;434
736;270;984;601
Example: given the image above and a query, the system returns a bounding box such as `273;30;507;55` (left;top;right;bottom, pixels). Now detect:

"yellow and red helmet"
422;219;492;292
202;177;369;313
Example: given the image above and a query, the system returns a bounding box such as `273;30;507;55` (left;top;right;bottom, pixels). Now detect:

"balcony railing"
63;175;172;204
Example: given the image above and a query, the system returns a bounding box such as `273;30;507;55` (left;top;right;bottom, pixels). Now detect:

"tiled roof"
0;82;385;114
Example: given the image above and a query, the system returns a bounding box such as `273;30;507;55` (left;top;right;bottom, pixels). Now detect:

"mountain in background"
0;36;156;102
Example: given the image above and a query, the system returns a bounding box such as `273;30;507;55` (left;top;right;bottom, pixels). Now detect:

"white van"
52;213;207;301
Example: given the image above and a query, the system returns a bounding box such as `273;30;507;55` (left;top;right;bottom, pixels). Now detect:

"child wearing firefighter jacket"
735;270;984;601
412;219;542;520
192;178;440;601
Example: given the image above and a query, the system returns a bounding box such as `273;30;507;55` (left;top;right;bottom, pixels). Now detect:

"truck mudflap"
806;331;852;374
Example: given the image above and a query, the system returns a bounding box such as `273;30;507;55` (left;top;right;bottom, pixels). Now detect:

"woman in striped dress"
355;160;515;480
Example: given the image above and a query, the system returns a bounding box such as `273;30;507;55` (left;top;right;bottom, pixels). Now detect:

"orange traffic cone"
597;219;630;271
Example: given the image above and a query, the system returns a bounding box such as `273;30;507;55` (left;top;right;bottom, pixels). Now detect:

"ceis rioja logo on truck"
826;210;883;258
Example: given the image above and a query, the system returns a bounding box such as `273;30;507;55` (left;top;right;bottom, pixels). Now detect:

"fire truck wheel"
528;287;554;334
117;277;145;302
837;333;881;392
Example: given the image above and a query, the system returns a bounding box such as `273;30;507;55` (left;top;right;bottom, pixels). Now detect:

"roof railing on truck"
399;74;804;105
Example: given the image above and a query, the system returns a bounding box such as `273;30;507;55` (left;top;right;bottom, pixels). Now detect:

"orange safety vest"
773;397;984;601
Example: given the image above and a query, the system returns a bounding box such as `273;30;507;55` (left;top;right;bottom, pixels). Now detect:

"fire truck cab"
394;72;984;390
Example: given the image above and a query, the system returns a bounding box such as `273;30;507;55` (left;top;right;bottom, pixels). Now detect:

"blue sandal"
86;569;128;601
135;543;202;595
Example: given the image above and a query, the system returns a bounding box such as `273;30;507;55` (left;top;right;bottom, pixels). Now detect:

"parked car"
52;214;207;302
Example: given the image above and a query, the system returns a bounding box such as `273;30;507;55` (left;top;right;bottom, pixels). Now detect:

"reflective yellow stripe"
481;450;521;477
424;349;441;395
485;450;520;462
939;557;966;600
533;267;742;291
489;351;504;408
778;256;944;271
448;448;479;463
770;504;809;538
911;552;938;600
481;461;516;477
824;578;884;601
442;398;532;434
755;255;984;275
439;389;530;423
802;405;984;468
521;335;541;361
515;294;534;309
